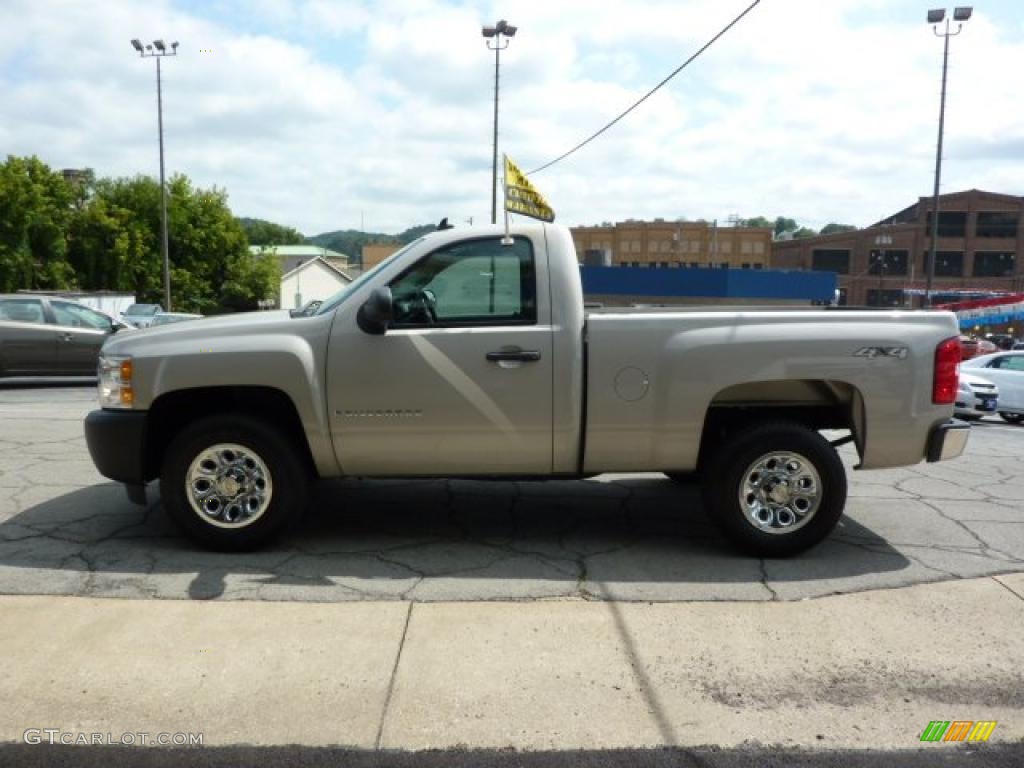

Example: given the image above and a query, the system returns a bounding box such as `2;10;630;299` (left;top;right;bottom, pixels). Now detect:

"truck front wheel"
160;414;309;551
702;422;847;557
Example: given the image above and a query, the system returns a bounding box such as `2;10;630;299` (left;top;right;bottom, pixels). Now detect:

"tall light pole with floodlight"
482;20;516;225
131;37;179;311
873;233;894;304
924;7;970;308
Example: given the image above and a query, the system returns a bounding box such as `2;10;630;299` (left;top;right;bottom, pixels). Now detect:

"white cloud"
0;0;1021;236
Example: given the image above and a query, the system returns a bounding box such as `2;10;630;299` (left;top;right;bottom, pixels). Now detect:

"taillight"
933;336;961;405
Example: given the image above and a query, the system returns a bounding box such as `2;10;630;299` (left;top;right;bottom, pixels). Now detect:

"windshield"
315;238;425;315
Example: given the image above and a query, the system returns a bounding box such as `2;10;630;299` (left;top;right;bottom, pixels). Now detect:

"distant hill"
237;217;305;246
306;224;436;266
239;216;438;266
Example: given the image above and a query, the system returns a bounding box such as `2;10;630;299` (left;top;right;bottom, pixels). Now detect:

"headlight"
97;354;134;408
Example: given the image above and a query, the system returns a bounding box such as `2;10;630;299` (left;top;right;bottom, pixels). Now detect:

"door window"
0;298;45;324
991;355;1024;371
389;237;536;327
51;301;112;330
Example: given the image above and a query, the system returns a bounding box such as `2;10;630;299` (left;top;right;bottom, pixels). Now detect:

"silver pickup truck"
84;223;968;556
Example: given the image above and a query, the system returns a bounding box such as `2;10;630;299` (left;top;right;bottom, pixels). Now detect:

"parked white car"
954;371;998;421
962;352;1024;425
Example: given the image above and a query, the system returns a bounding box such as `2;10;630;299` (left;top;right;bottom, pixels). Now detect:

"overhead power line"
527;0;762;176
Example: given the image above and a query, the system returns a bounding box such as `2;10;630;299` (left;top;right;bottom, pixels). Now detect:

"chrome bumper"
926;419;971;462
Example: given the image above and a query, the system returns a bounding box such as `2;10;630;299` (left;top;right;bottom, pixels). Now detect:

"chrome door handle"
59;333;73;342
486;349;541;363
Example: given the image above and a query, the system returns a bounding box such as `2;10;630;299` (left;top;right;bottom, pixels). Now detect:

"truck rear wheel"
702;422;847;557
160;414;309;551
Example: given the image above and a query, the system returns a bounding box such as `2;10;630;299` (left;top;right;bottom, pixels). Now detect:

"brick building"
571;219;774;270
771;189;1024;307
361;243;402;270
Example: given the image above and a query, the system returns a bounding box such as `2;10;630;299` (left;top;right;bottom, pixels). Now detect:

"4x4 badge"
854;346;908;359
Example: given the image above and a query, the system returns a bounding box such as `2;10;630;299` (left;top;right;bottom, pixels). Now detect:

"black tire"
957;414;982;422
999;412;1024;425
702;422;847;557
160;413;309;551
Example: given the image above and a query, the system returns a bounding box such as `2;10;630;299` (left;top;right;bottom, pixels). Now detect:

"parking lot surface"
1;384;1022;603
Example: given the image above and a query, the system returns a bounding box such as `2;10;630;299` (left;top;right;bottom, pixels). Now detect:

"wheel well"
698;379;863;471
143;386;315;480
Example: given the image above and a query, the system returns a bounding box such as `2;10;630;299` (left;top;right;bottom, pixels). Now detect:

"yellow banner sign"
504;155;555;223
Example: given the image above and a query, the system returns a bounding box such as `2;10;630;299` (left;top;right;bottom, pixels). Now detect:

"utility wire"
527;0;762;176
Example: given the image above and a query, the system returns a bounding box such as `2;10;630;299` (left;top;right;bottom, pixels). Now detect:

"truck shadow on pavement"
0;476;911;602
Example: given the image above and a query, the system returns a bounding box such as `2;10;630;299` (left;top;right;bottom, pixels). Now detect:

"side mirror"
356;286;393;335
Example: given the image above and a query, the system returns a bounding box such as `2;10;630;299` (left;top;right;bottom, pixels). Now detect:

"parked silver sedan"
0;294;128;378
954;371;998;421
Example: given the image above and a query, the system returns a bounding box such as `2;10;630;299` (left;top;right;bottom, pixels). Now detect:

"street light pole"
924;7;970;309
482;20;516;225
874;233;893;306
131;38;179;311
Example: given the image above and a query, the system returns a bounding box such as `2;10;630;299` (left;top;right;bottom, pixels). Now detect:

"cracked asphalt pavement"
1;384;1022;603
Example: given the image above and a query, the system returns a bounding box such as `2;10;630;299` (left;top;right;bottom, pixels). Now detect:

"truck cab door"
326;235;554;475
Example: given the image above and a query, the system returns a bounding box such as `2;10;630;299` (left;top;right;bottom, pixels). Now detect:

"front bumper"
84;409;148;492
925;419;971;462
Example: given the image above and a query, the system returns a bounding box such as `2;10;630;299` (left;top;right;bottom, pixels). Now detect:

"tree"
238;217;304;246
0;155;76;292
1;155;276;311
67;174;163;301
774;217;798;237
792;226;819;239
741;216;773;229
164;176;276;312
221;249;281;311
820;222;857;235
68;173;277;312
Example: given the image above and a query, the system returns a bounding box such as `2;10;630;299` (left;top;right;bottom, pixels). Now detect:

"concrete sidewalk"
2;576;1023;752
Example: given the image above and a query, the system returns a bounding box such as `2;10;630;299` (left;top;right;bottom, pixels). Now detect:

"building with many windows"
571;219;774;270
771;190;1023;307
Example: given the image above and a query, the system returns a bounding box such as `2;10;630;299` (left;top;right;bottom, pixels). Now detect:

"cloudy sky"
2;0;1022;235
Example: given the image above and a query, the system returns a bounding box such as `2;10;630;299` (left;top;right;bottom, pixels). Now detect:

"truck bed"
582;308;959;473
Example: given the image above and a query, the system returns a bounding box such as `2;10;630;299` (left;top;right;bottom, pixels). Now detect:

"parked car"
121;303;163;328
986;333;1018;351
84;222;970;556
960;336;998;360
962;351;1024;424
150;312;202;327
954;372;998;421
1013;341;1024;351
1;294;127;378
290;300;323;318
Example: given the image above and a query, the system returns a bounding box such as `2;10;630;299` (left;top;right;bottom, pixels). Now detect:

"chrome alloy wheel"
738;451;822;535
185;443;273;529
